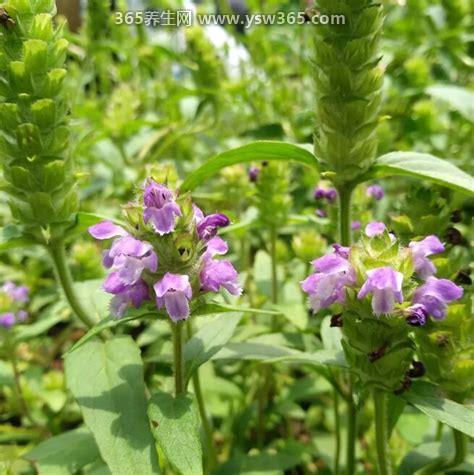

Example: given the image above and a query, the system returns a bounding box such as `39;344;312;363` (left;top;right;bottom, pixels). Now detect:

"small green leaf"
184;313;241;383
65;336;161;475
180;141;317;191
369;152;474;195
148;392;203;475
403;381;474;437
23;428;101;475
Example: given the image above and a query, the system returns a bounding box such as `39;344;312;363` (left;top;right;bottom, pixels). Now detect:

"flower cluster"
0;282;29;329
301;222;464;393
301;222;463;325
89;180;241;322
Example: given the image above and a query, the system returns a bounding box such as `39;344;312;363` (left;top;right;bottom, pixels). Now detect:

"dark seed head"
330;313;343;327
407;361;425;378
450;210;462;223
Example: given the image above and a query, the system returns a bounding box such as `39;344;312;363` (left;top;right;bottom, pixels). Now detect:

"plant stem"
172;321;185;396
337;185;357;475
337;186;353;247
418;427;467;475
333;389;341;475
48;240;96;329
186;321;217;470
270;225;278;305
373;390;392;475
443;429;467;471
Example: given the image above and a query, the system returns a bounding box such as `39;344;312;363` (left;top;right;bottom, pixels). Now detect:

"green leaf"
214;343;346;368
184;313;241;383
65;336;161;475
193;301;281;317
23;428;101;475
148;392;202;475
180;141;317;191
403;381;474;437
0;224;36;252
369;152;474;195
426;85;474;122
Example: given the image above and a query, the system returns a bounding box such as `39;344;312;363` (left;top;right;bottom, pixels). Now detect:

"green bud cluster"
0;0;78;239
253;162;291;229
342;232;417;393
313;0;384;185
184;26;224;113
414;304;474;402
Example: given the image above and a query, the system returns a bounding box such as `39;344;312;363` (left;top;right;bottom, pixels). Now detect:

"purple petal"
314;187;327;199
163;291;190;321
144;202;182;235
154;273;192;299
143;180;174;208
248;167;260;182
357;267;403;315
192;204;205;222
312;254;351;274
366;185;385;201
197;213;230;241
332;243;350;259
103;272;127;294
325;188;338;203
315;209;327;218
88;221;127;240
203;237;229;260
406;304;428;326
16;310;28;322
0;312;16;329
365;221;386;237
351;220;361;230
200;260;242;295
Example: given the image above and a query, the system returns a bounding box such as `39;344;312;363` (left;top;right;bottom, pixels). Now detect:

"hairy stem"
186;321;217;470
172;321;185;396
270;225;279;305
373;390;392;475
48;240;96;329
333;389;341;475
337;185;357;475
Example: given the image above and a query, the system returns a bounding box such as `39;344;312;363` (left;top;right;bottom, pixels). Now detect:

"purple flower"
405;304;428;326
366;185;385;201
0;313;16;329
316;209;327;218
365;221;386;237
154;273;193;322
143;180;182;235
200;260;242;295
107;278;150;318
358;267;403;316
314;187;327;200
409;235;445;280
16;310;28;322
199;237;242;296
412;277;463;320
2;282;29;303
314;187;337;203
248;166;260;182
89;222;158;285
301;253;355;313
325;188;338;203
332;243;350;259
193;205;230;241
351;220;361;231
